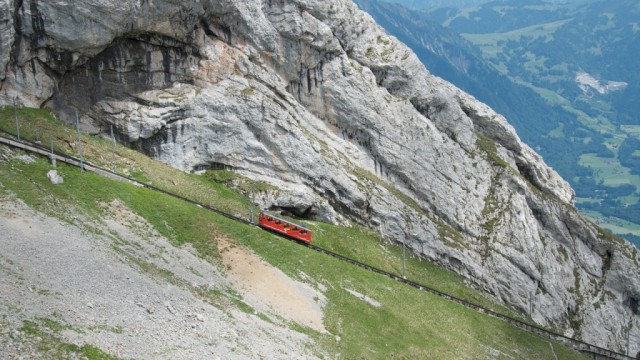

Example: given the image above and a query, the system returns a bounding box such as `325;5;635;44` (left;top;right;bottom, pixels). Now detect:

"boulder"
47;170;63;185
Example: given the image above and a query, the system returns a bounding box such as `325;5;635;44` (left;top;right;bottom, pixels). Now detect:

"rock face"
1;0;638;353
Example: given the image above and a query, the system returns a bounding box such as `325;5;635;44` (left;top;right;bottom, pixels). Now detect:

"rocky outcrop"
46;169;63;184
1;0;638;353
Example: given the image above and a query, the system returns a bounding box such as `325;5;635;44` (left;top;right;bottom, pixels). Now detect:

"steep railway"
0;131;631;360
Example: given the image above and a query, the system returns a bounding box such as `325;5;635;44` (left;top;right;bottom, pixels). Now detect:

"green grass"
0;108;590;359
0;154;222;260
475;132;510;168
579;153;640;192
19;319;117;360
580;210;640;237
621;125;640;138
312;222;523;317
203;169;278;193
215;214;586;359
0;106;254;218
462;19;572;59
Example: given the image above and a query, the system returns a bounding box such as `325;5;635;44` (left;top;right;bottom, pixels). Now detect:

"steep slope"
353;0;579;164
0;0;638;352
0;131;591;359
0;195;319;359
419;0;640;241
359;0;640;246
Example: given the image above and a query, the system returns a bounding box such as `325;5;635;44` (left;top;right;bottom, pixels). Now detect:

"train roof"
260;212;311;232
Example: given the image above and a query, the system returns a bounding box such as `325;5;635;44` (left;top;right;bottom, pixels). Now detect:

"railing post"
110;124;116;172
402;234;406;279
50;141;56;167
75;111;84;171
14;97;20;141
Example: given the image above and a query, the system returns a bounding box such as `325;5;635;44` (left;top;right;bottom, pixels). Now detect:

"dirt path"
218;237;326;333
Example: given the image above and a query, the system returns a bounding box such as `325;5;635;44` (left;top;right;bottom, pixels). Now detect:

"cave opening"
628;297;639;316
271;205;313;220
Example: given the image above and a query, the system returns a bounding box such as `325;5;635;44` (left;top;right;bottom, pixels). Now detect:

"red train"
258;212;312;243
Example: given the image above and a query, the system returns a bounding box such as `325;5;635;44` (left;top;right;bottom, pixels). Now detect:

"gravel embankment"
0;194;322;359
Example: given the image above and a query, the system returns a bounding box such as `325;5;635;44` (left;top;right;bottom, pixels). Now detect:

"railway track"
0;131;631;360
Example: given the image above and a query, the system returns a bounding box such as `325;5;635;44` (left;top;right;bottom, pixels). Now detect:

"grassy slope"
0;108;588;359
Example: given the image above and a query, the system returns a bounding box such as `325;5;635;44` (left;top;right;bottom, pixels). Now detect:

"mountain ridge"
0;0;638;352
361;0;640;246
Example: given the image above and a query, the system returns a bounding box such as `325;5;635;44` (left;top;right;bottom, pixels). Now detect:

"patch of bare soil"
218;237;326;333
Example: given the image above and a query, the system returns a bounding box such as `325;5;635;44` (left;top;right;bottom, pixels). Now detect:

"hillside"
353;0;586;203
382;0;589;10
0;109;592;359
0;0;639;354
406;0;640;245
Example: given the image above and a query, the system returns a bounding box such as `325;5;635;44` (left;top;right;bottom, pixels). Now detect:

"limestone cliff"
0;0;638;353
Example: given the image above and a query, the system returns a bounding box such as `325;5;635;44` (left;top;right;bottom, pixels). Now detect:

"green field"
580;210;640;238
462;23;640;240
621;125;640;138
579;153;640;196
0;108;590;359
461;19;571;58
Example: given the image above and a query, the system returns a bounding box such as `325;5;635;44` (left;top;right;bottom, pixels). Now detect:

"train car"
258;212;312;243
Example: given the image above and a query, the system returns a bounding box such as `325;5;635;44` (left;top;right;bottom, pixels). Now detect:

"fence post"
14;97;20;141
110;124;116;172
402;234;406;279
50;141;56;167
529;291;534;318
75;111;84;171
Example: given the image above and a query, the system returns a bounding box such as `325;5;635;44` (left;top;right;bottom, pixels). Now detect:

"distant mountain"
354;0;579;141
384;0;589;10
381;0;489;9
358;0;640;246
426;0;640;133
429;0;640;243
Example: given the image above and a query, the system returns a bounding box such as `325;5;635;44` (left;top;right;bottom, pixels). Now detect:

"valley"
361;0;640;246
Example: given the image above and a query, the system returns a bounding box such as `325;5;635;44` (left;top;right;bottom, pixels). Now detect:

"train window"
301;230;307;234
275;220;281;224
268;217;273;221
292;226;298;231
